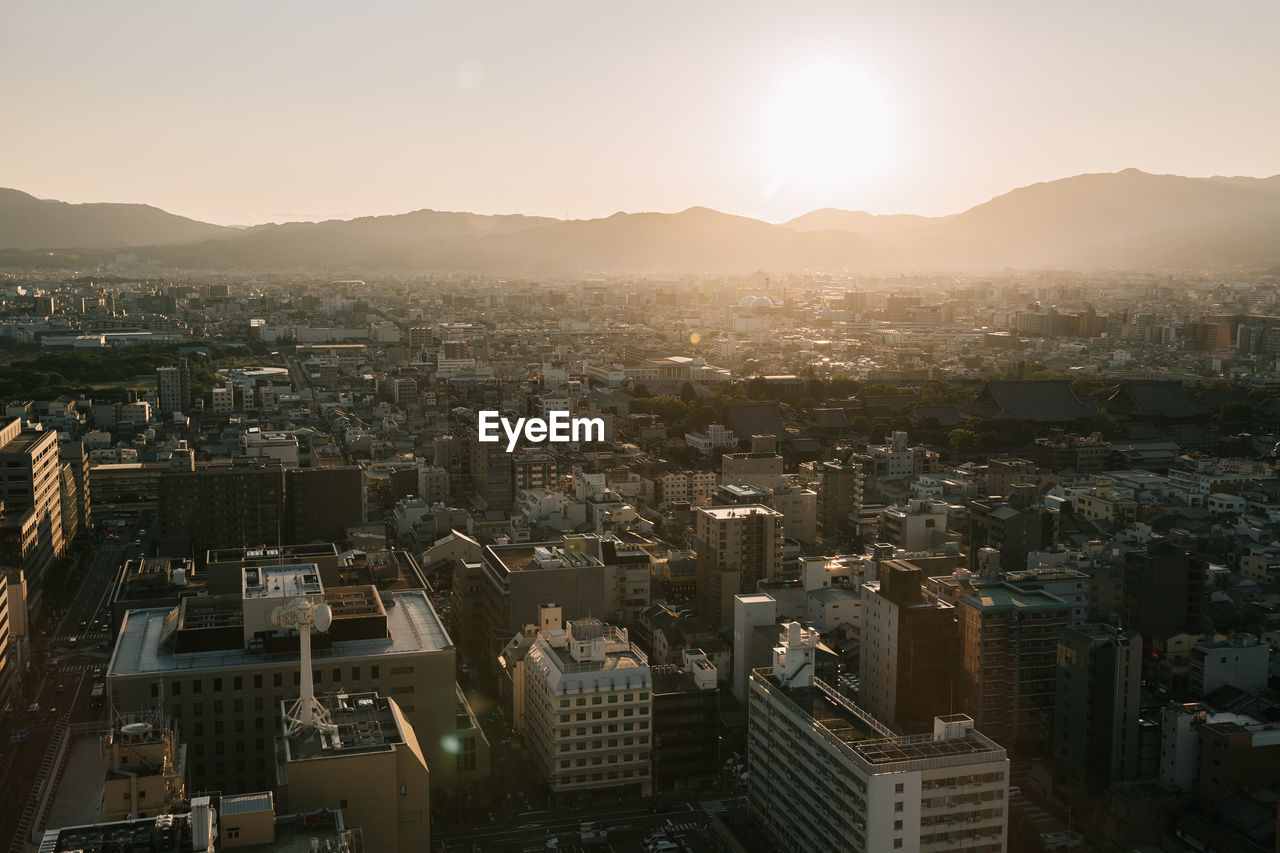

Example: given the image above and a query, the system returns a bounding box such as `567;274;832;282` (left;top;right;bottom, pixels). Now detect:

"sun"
756;58;900;201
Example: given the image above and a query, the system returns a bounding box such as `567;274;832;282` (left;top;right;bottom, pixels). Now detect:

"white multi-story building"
519;613;654;799
749;622;1010;853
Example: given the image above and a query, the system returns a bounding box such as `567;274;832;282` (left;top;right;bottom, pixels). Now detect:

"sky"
3;1;1279;226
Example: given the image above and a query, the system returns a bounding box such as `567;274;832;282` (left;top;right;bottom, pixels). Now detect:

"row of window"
558;751;649;768
158;663;394;698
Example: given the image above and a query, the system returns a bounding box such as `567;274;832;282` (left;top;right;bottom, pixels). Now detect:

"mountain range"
3;169;1279;273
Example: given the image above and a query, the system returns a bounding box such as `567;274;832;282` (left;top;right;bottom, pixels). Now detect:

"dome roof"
737;295;774;308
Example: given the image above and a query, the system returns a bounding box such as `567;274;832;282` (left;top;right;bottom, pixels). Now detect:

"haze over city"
6;4;1280;853
4;0;1280;226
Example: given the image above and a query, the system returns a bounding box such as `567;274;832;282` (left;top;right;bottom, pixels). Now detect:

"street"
0;518;140;851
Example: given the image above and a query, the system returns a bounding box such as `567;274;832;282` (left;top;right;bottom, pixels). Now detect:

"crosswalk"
700;799;732;815
54;663;97;674
665;819;701;833
53;630;110;645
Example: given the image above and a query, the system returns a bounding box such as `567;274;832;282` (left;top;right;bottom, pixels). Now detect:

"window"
895;783;904;794
390;665;414;675
213;678;222;691
370;666;380;679
894;801;903;813
893;841;903;849
894;820;903;830
253;674;263;689
332;668;341;683
273;673;283;688
171;681;182;697
352;667;361;681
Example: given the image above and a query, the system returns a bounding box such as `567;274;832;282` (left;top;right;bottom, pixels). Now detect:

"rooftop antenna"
272;597;336;736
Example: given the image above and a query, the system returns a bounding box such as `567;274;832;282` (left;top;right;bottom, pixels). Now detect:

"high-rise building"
695;505;784;629
0;570;11;713
1053;623;1142;790
651;650;719;793
0;418;65;583
748;622;1010;852
285;466;363;544
954;582;1070;752
59;440;91;540
1123;540;1205;639
820;460;863;543
860;560;956;734
515;613;654;801
156;358;191;416
155;460;286;564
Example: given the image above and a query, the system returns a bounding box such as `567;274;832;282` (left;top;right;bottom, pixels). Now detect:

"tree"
632;383;651;398
679;381;698;404
1219;400;1254;429
1090;407;1121;440
948;428;980;453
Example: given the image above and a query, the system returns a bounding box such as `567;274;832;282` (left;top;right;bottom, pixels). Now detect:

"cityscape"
4;3;1280;853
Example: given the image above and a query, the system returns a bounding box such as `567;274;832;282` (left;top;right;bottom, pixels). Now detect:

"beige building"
276;692;430;853
721;451;785;491
517;611;654;801
0;417;65;584
99;711;187;821
695;505;784;628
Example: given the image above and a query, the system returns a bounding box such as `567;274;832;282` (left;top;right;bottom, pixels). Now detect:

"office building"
965;487;1056;573
1123;540;1205;639
820;459;863;543
285;466;363;544
695;505;784;629
1053;624;1142;790
878;498;952;552
107;563;467;796
860;560;956;734
516;613;654;801
156;359;191;416
748;622;1009;852
155;460;286;565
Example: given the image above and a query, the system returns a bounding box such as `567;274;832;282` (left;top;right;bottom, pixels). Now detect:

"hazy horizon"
5;1;1279;227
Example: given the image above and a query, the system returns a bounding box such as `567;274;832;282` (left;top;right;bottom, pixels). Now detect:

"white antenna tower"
271;597;336;737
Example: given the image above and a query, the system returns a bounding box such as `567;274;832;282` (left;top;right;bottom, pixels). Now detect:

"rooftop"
698;504;784;520
108;590;450;678
960;582;1069;613
242;564;323;600
282;692;406;762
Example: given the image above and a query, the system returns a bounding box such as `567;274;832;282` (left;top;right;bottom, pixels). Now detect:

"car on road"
67;636;78;646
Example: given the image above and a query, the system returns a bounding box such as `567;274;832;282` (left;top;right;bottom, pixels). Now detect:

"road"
0;519;140;850
433;796;745;852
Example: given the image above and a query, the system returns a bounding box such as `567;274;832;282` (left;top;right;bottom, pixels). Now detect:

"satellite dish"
314;602;333;633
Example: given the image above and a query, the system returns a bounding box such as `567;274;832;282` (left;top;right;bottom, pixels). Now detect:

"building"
1122;541;1206;640
651;649;720;793
285;466;363;544
860;560;956;734
695;505;784;629
1053;624;1142;791
0;569;11;711
0;417;65;583
984;458;1038;497
819;460;863;543
459;534;651;668
106;564;468;796
721;450;785;490
516;613;654;802
155;460;286;565
879;498;952;552
965;487;1056;573
38;795;360;853
1190;634;1268;698
156;358;191;416
748;622;1010;853
954;582;1070;752
276;692;430;853
59;440;91;539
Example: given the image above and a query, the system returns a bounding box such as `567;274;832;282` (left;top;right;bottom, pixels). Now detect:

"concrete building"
954;582;1070;752
879;498;952;553
860;560;956;734
732;593;779;705
156;359;190;416
276;692;430;853
651;650;720;793
721;450;785;491
0;417;65;583
155;460;286;565
1190;634;1269;698
1123;541;1205;641
1053;624;1142;791
458;534;651;669
695;505;784;629
517;613;654;801
984;458;1038;498
965;487;1056;573
285;466;363;545
748;622;1009;853
819;460;863;543
106;564;469;796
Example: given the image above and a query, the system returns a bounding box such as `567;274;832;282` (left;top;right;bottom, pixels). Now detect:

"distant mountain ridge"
0;188;231;249
4;169;1280;271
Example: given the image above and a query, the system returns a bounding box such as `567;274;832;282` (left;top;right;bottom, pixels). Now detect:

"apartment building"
748;622;1009;852
695;505;784;629
0;417;65;582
